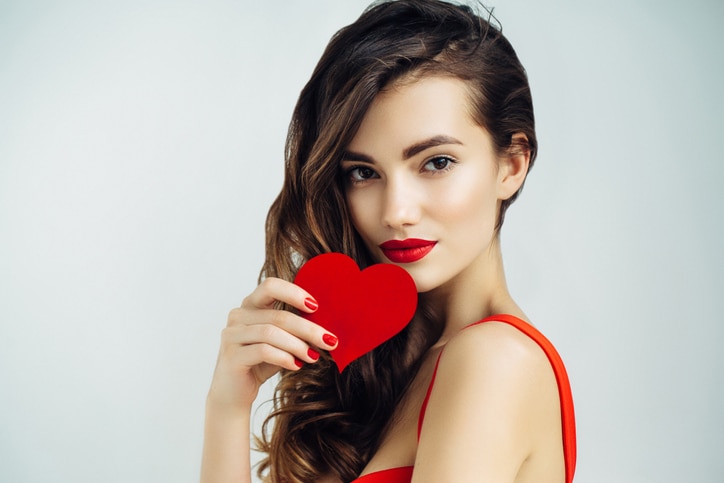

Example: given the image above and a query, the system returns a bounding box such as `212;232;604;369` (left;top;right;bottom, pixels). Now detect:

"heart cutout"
294;253;418;372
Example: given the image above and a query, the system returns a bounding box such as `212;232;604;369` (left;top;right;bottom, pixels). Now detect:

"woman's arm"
200;278;338;483
201;400;253;483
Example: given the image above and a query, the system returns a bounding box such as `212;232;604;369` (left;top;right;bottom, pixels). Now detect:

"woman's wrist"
205;390;254;420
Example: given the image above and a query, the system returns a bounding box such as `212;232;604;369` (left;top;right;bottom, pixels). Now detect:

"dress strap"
416;314;576;483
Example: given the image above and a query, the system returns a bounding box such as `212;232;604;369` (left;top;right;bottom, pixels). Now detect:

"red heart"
293;253;418;372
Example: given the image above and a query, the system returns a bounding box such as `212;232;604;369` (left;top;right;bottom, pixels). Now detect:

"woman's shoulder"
440;317;556;398
412;317;564;480
440;316;571;405
426;318;558;435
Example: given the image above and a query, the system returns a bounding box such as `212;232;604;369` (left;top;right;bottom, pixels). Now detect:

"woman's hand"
207;277;338;413
201;278;337;482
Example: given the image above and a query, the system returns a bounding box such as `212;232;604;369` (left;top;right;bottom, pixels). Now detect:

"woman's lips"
379;238;437;263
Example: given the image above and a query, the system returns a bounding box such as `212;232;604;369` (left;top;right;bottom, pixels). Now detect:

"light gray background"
1;1;722;482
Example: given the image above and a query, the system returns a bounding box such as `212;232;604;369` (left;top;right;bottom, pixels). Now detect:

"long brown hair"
256;1;537;481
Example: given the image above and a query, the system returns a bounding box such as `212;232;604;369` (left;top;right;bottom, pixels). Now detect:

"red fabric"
351;314;577;483
353;467;414;483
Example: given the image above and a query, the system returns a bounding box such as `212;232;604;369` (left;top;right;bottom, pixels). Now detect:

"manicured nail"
304;297;318;311
307;348;320;361
294;358;304;368
322;333;338;347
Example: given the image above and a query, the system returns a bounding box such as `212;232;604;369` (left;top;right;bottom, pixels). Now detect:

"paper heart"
293;253;418;372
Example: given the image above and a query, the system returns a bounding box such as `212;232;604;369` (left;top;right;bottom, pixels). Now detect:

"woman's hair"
256;1;536;481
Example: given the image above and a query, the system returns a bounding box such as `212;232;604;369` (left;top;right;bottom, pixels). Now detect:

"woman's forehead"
346;76;482;153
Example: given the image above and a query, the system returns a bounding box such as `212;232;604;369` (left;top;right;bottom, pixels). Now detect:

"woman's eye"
347;166;378;182
422;156;455;173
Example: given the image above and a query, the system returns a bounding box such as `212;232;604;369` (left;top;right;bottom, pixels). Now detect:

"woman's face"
342;76;519;293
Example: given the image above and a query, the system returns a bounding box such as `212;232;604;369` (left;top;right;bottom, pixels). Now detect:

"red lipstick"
379;238;437;264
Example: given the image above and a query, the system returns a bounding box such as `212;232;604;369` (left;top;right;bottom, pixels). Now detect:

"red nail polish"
294;358;304;368
304;297;318;311
307;348;320;361
322;333;338;347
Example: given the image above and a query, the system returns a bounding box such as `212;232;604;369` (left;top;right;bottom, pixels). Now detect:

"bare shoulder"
443;320;552;376
433;320;559;429
437;320;561;428
413;321;563;481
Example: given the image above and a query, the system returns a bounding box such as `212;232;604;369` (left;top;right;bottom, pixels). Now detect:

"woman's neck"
423;238;525;347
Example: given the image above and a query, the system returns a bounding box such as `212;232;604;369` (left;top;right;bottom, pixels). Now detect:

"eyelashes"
343;155;458;185
345;165;379;183
422;155;457;173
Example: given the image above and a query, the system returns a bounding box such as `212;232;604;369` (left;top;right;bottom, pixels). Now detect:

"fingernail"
304;297;318;311
322;333;338;347
294;358;304;368
307;348;320;361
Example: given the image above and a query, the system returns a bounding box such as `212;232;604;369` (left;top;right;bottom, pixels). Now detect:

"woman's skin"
201;76;564;483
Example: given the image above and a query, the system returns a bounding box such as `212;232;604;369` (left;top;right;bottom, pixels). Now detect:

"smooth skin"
201;278;338;483
201;76;564;482
342;76;564;482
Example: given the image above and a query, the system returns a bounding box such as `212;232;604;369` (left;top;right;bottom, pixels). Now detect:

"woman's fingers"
231;338;304;373
228;307;337;350
231;278;339;352
222;323;320;368
208;276;340;409
242;277;318;314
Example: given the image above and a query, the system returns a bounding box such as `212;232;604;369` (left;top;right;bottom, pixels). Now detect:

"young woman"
201;1;576;482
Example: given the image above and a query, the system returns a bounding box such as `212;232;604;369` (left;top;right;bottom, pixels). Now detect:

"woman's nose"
381;177;421;229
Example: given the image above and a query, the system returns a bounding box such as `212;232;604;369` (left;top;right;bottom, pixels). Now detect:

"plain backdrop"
1;1;722;482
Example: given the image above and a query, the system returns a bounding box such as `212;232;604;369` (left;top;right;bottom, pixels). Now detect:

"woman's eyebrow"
340;150;374;164
403;135;463;159
341;135;463;164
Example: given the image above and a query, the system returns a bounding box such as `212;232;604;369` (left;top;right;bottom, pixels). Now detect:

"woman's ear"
497;133;531;200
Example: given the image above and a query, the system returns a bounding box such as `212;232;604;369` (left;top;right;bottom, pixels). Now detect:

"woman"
201;1;576;482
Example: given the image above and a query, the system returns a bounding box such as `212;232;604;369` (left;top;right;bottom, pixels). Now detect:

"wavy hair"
256;1;536;481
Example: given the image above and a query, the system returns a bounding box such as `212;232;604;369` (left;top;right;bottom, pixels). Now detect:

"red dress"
352;314;577;483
